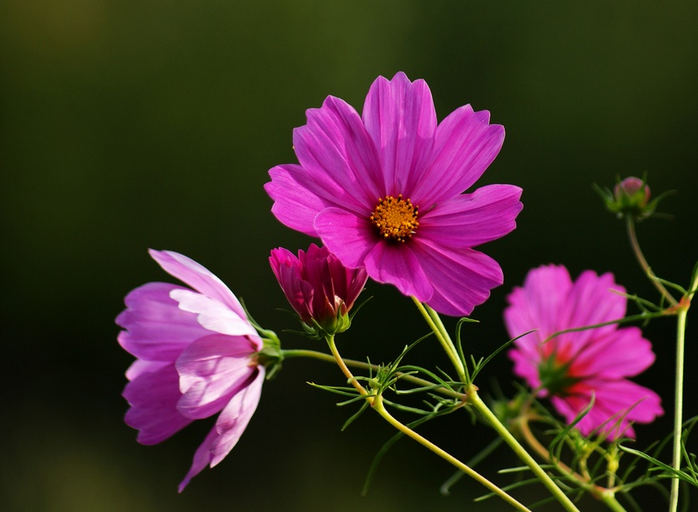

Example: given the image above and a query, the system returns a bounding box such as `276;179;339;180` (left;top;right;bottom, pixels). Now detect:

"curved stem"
325;335;370;398
282;348;465;399
372;394;532;512
626;217;678;306
324;336;529;511
669;270;698;512
517;414;627;511
468;388;582;512
412;302;580;511
411;298;467;382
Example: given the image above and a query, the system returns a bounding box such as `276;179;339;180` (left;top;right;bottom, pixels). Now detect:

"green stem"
669;270;698;512
281;348;465;399
413;301;580;512
372;394;532;512
599;492;628;512
517;413;627;511
411;297;467;382
324;335;530;511
626;217;678;306
469;388;581;512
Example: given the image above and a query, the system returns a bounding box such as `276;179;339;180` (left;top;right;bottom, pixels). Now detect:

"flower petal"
560;271;626;350
508;347;543;391
294;95;382;207
116;282;210;361
169;289;259;340
504;265;572;340
553;379;662;439
176;334;259;419
265;164;333;236
178;369;264;492
419;184;523;248
125;359;169;381
362;72;437;196
123;363;191;445
412;105;504;206
571;327;655;379
412;239;502;316
314;207;376;269
149;250;246;319
363;241;433;302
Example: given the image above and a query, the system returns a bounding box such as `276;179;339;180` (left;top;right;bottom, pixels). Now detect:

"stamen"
369;194;419;243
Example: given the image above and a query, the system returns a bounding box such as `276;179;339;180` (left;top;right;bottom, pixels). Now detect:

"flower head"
614;177;651;207
270;243;368;336
265;72;522;316
505;265;663;439
597;176;658;220
116;250;265;491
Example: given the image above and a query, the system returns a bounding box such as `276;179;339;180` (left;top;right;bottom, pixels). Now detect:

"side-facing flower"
504;265;663;439
116;250;265;491
265;71;522;317
269;243;368;336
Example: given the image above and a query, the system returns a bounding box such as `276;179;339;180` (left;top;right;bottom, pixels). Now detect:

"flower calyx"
596;176;666;221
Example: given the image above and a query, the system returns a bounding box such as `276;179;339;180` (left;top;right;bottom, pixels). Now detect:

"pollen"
369;194;419;243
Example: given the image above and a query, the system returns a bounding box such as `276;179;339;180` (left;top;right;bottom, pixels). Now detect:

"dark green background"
2;1;697;511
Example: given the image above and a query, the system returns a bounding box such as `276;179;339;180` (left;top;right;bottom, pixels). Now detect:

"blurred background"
2;1;698;510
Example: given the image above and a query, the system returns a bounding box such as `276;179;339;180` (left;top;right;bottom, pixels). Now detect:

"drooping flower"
269;243;368;336
116;250;265;491
504;264;663;439
264;72;522;317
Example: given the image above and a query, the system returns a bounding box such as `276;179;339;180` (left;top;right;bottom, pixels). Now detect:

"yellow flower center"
369;194;419;243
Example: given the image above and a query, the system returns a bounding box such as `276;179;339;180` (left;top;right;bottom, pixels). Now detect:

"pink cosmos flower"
116;250;264;491
269;243;368;334
265;72;522;317
504;265;663;439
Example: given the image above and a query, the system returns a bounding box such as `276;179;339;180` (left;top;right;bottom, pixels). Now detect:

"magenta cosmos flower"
504;265;663;439
269;243;368;334
264;72;522;317
116;250;264;491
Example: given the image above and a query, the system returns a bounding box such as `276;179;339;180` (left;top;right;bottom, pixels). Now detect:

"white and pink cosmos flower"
505;264;663;439
117;250;264;491
265;72;522;317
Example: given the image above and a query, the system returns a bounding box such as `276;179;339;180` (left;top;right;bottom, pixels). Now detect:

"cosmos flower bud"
269;244;368;337
614;176;650;207
598;176;657;220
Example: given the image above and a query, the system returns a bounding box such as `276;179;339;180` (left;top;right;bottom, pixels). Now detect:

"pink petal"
411;105;505;206
125;359;169;381
176;334;259;419
554;379;662;439
265;164;333;236
362;72;437;196
561;271;626;349
363;241;433;303
419;185;522;248
412;239;502;316
571;327;655;379
178;369;264;492
123;363;192;445
508;348;543;391
504;265;572;340
314;207;376;269
293;95;382;207
116;282;210;361
169;289;259;340
148;250;246;319
209;369;264;466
